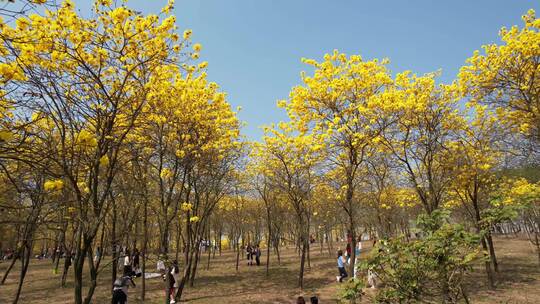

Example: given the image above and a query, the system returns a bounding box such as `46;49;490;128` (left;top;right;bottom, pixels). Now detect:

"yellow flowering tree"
253;122;321;288
381;72;465;215
0;0;199;302
459;9;540;143
279;50;397;277
490;178;540;264
363;154;417;239
445;105;506;287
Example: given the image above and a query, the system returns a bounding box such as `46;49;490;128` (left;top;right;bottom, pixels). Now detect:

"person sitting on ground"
296;296;306;304
310;296;319;304
336;250;348;282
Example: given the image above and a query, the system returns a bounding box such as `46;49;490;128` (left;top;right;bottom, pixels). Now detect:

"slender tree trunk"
1;254;18;284
218;229;222;256
536;233;540;265
73;232;87;304
298;236;307;289
307;240;311;269
206;229;212;270
328;228;334;255
141;197;148;301
235;233;240;271
306;215;311;269
485;231;499;272
189;243;201;287
471;194;495;288
266;232;271;276
319;229;323;255
111;200;118;295
174;240;194;302
275;236;281;265
11;244;31;304
481;236;495;288
348;213;356;282
83;244;98;304
175;217;181;262
53;243;62;275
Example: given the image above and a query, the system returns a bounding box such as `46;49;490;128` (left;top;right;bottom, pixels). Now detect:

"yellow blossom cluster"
459;9;540;139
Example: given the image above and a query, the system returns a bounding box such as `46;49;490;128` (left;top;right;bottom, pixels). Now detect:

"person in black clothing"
246;245;253;266
132;248;140;269
112;274;135;304
255;245;261;266
310;296;319;304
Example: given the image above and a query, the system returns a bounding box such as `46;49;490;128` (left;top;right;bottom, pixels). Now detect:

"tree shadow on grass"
462;250;540;299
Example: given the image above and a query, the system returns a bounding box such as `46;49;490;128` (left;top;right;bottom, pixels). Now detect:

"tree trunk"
481;235;495;288
111;200;118;295
235;233;240;271
298;237;307;289
61;251;71;287
11;244;31;304
275;236;281;265
348;214;356;282
141;197;148;301
485;231;499;272
174;242;194;302
1;254;18;285
266;232;271;277
83;245;98;304
189;243;201;287
73;240;86;304
206;229;212;270
175;216;181;262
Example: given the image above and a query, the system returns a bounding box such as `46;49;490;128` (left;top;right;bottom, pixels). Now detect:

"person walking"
132;248;140;270
345;242;352;264
255;245;261;266
336;250;348;282
112;272;136;304
123;249;132;276
169;260;180;304
94;246;101;264
246;244;253;266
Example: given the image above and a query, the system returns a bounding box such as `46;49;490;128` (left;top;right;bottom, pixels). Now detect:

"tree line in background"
0;1;539;304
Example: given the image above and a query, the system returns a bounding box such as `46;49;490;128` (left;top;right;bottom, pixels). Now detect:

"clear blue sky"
73;0;540;140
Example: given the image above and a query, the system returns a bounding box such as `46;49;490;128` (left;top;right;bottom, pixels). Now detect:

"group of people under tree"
334;234;377;287
245;244;262;266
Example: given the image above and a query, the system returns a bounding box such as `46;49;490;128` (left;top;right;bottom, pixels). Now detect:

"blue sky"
73;0;540;140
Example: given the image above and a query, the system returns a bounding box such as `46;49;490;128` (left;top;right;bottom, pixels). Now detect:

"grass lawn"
1;236;539;303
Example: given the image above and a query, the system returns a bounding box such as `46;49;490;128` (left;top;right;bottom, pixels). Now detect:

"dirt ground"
0;236;539;303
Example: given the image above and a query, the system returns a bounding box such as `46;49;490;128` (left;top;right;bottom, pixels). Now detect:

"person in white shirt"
169;260;181;304
123;249;131;276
